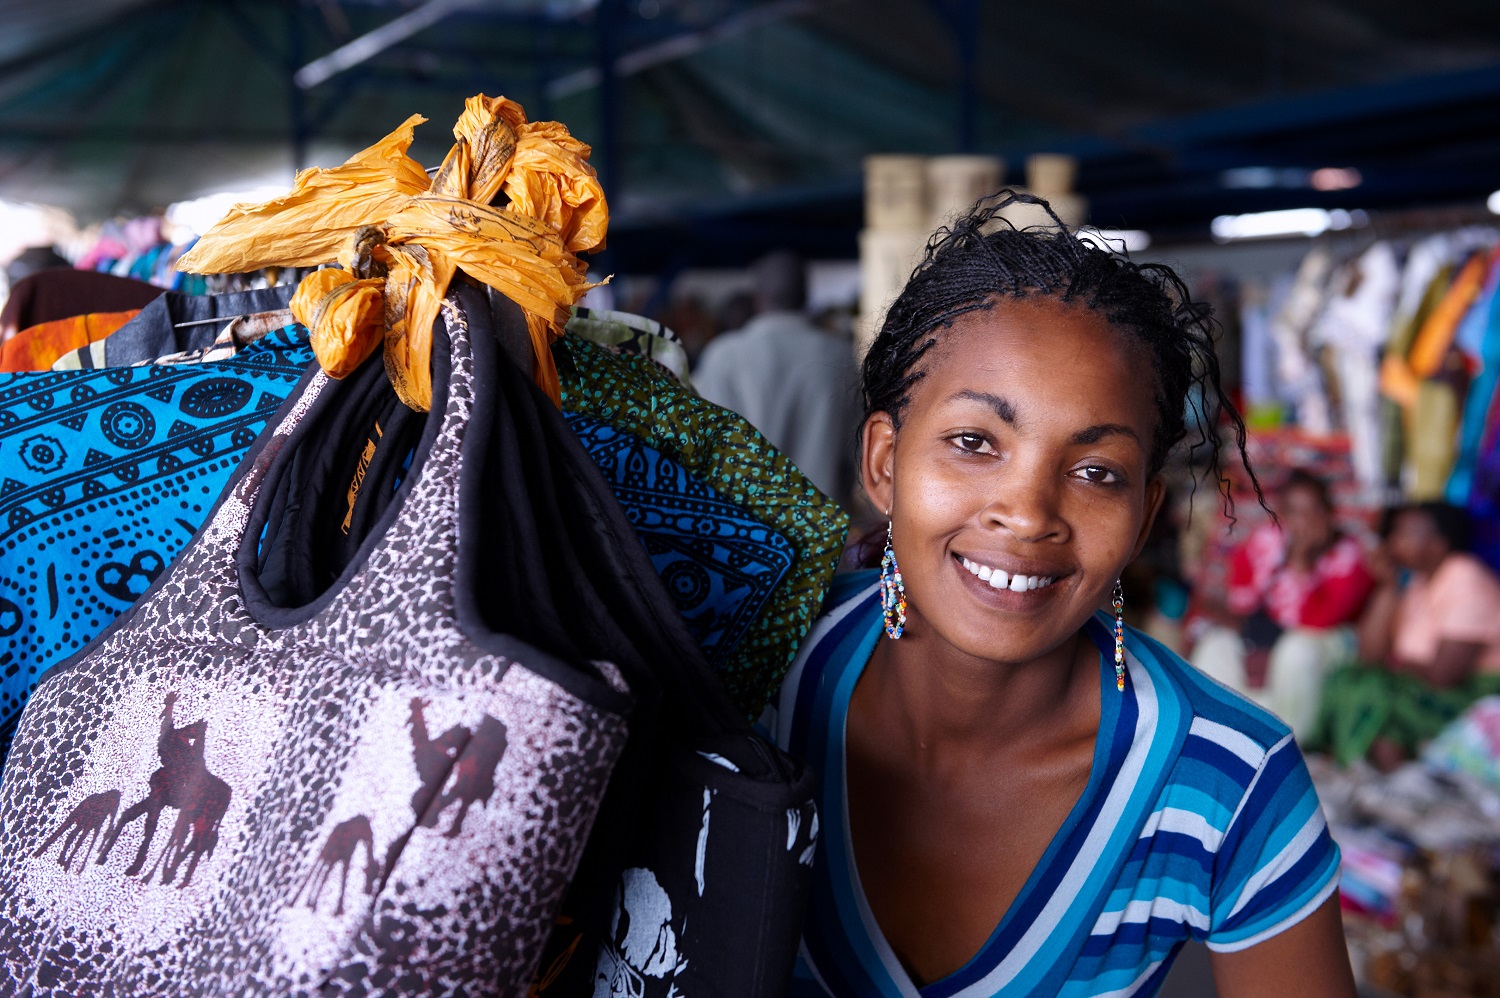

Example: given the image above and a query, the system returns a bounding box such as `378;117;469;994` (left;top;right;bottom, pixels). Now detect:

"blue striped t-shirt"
771;572;1340;998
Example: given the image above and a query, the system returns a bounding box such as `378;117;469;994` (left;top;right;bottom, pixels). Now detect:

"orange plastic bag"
178;95;607;410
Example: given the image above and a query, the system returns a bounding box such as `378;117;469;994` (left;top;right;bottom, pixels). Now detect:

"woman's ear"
861;411;896;515
1129;476;1168;562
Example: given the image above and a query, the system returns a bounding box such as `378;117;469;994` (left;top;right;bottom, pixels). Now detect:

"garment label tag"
341;421;383;535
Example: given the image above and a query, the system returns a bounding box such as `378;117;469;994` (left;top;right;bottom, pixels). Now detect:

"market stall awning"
0;0;1497;267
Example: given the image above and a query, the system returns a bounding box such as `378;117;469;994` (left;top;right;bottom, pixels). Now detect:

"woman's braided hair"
861;190;1264;515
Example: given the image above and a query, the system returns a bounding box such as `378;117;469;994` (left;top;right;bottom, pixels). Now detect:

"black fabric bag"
253;282;818;996
454;283;821;997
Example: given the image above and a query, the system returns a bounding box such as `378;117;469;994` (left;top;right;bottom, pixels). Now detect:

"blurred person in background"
1313;501;1500;768
694;249;858;507
661;292;715;367
5;246;70;287
714;290;756;346
0;246;71;341
1191;469;1375;742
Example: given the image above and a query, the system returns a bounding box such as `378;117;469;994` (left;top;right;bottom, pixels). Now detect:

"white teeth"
960;557;1055;593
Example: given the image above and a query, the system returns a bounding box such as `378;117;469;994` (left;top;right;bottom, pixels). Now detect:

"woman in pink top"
1312;502;1500;767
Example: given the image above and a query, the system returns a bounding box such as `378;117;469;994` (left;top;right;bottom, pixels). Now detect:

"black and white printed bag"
0;287;633;995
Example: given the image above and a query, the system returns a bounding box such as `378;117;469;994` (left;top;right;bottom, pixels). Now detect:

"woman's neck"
857;624;1099;760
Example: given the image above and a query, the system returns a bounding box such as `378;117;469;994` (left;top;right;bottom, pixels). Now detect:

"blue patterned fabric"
772;573;1342;998
564;411;795;669
0;326;314;759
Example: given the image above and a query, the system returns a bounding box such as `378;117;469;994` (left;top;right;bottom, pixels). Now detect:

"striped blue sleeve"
1204;734;1341;952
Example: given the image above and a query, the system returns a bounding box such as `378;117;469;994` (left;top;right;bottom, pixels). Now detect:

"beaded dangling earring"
1112;580;1126;692
879;520;906;639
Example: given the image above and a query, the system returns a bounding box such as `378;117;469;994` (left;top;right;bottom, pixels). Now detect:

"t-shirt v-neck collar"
791;581;1188;998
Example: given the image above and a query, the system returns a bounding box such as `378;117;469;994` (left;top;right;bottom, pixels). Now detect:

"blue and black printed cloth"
565;412;795;670
0;325;314;758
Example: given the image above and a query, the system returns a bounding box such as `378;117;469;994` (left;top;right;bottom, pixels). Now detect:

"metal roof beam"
545;0;810;101
295;0;491;89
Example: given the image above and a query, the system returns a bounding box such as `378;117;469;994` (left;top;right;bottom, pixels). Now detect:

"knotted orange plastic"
177;95;607;410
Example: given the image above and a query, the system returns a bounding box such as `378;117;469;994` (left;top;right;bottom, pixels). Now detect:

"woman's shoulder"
1122;624;1338;940
1125;622;1297;760
1235;521;1285;560
765;570;883;751
823;568;881;608
1436;552;1500;591
796;570;883;677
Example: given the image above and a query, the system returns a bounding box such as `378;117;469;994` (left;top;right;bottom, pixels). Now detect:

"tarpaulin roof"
1;0;1498;269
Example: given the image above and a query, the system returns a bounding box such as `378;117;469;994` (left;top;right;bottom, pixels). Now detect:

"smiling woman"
767;192;1356;998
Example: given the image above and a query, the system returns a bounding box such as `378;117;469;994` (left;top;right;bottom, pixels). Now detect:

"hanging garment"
1388;233;1488;344
565;305;693;388
0;270;161;345
557;333;848;717
1237;281;1277;411
1469;385;1500;574
1317;242;1402;499
1268;246;1335;434
1412;376;1464;500
0;309;142;372
46;284;298;369
1381;231;1500;487
1403;250;1494;498
1447;252;1500;505
1454;248;1500;360
0;323;314;765
1407;249;1493;378
0;286;634;993
1381;263;1455;485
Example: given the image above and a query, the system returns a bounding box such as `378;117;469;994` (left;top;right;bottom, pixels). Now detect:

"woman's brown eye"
1082;466;1115;483
958;433;985;451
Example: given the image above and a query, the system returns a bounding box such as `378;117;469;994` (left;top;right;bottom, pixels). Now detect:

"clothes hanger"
172;309;290;330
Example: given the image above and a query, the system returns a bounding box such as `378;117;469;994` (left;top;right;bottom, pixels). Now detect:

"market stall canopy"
1;0;1499;267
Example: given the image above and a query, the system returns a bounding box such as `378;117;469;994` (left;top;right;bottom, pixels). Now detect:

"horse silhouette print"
293;700;510;917
297;815;379;916
407;698;509;837
95;691;232;888
35;789;120;874
427;714;509;837
377;699;511;883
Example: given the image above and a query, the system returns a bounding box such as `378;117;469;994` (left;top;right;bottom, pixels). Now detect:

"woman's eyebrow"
949;391;1142;447
951;389;1016;423
1071;423;1141;446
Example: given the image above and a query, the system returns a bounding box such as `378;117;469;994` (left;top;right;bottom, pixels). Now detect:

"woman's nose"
982;470;1067;543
